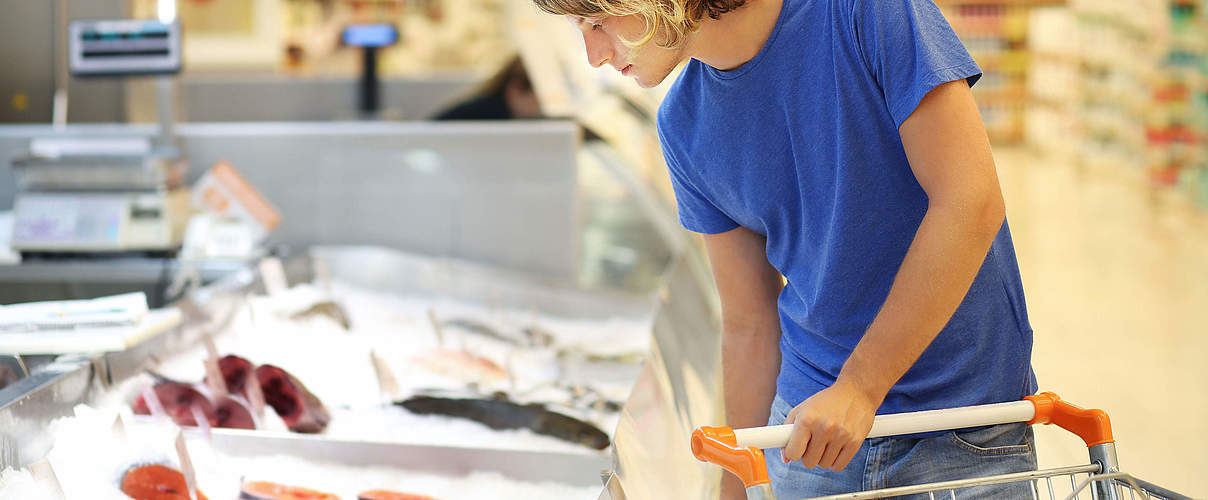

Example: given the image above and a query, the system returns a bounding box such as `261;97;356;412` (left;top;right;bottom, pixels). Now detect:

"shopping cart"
691;392;1192;500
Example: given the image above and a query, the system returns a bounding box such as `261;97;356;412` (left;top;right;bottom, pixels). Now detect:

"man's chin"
633;74;663;88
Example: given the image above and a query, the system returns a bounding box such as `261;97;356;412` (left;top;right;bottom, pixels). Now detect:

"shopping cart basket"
691;392;1192;500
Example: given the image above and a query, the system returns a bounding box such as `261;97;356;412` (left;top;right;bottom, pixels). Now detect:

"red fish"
213;394;257;430
132;381;216;427
216;354;256;396
256;364;330;433
239;481;339;500
121;464;209;500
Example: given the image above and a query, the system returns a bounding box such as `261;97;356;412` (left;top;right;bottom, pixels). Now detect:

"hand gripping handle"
691;392;1113;485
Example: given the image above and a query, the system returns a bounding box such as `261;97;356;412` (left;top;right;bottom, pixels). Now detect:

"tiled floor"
995;147;1207;498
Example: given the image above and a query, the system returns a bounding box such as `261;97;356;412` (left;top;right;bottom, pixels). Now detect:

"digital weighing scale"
10;19;187;255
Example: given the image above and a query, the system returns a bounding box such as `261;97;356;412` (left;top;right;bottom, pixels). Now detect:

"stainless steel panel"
175;121;579;279
610;353;718;500
651;255;724;427
0;357;99;469
606;254;724;500
0;258;247;283
0;0;128;124
172;75;478;122
0;0;55;124
197;429;611;487
0;121;581;278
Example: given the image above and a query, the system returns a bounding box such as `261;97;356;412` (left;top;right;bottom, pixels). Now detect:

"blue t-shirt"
657;0;1037;414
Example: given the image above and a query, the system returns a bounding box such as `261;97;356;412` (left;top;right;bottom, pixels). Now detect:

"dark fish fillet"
213;394;257;430
139;370;255;430
132;381;216;427
442;318;522;345
255;364;330;433
215;354;255;396
396;395;610;450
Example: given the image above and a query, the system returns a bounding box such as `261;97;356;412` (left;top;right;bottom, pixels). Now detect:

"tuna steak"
216;354;255;396
132;381;216;427
213;394;257;430
255;364;330;433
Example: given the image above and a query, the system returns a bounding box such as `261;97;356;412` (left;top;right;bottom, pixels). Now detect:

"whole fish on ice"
395;395;610;450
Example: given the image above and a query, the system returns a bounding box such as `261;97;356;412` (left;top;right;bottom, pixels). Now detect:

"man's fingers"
799;425;830;468
829;441;861;471
781;423;811;463
818;434;845;469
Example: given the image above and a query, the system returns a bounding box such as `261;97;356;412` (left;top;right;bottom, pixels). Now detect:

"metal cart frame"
691;392;1192;500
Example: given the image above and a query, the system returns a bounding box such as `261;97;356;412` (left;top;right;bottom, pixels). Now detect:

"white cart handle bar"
690;392;1113;490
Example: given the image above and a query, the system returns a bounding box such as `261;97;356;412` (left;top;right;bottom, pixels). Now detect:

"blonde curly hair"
533;0;745;49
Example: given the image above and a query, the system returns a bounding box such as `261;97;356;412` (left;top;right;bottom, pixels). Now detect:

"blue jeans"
766;395;1037;499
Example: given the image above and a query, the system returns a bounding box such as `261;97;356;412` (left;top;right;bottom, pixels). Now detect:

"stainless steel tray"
192;428;611;487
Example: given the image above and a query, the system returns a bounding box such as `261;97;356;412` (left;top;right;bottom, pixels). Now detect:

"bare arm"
703;226;785;498
781;79;1008;470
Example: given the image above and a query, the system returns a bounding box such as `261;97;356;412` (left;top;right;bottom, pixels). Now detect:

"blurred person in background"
432;55;543;120
530;0;1037;498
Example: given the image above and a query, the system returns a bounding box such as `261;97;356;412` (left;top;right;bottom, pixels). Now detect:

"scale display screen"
342;24;398;48
69;20;181;76
13;195;124;246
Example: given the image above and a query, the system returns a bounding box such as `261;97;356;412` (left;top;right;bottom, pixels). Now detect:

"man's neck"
686;0;785;71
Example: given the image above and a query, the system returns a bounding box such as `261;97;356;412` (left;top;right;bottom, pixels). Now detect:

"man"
532;0;1038;497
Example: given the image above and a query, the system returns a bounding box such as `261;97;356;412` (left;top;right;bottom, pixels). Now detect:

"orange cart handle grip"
1025;392;1114;447
690;426;771;488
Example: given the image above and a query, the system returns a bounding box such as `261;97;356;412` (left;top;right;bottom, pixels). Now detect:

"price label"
259;257;288;296
202;334;227;396
174;432;200;500
245;368;267;418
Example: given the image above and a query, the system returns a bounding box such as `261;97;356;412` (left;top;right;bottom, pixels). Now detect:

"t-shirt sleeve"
850;0;982;128
657;129;740;235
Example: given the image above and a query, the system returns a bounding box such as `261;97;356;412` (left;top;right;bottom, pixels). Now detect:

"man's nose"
582;31;611;68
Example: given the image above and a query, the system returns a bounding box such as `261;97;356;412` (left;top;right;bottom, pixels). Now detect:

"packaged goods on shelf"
940;1;1034;144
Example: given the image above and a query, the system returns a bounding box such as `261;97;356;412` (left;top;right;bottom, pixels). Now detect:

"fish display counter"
3;404;610;500
0;245;717;499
